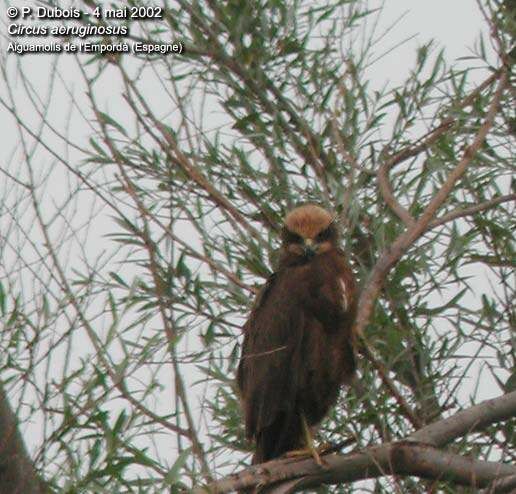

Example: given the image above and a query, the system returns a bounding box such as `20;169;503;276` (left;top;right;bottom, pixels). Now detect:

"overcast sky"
1;2;487;167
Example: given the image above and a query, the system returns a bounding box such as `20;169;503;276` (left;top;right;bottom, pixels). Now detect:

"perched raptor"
237;204;357;464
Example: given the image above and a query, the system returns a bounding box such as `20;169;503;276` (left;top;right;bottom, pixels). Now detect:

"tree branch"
353;67;508;338
482;474;516;494
0;383;47;494
194;391;516;493
375;70;501;237
263;443;516;494
428;193;516;229
381;70;499;173
377;162;416;226
84;78;213;482
409;389;516;447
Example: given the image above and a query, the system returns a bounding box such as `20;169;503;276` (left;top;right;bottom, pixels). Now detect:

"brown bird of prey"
237;204;357;464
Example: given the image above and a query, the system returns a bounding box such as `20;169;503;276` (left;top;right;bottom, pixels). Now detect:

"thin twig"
429;193;516;229
359;339;422;428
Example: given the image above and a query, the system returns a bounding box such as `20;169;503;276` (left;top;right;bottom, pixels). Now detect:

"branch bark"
483;474;516;494
428;193;516;229
409;389;516;447
0;383;47;494
193;391;516;493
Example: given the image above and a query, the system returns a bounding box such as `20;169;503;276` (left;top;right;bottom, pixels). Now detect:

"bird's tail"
252;412;302;464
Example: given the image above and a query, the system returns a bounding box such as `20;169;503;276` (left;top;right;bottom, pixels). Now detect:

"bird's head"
281;204;338;262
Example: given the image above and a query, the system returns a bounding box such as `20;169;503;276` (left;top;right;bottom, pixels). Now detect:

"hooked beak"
303;238;318;258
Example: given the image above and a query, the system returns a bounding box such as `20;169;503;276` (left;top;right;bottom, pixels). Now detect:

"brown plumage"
237;204;357;464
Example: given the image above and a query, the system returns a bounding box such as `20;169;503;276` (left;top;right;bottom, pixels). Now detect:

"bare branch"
482;474;516;494
0;383;47;494
429;193;516;229
193;443;516;493
194;391;516;493
409;389;516;447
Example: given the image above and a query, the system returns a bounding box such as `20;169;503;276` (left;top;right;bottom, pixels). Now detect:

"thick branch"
196;391;516;493
193;443;516;494
0;383;47;494
265;443;516;493
483;474;516;494
409;389;516;447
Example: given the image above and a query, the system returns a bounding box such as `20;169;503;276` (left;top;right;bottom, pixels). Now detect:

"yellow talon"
284;414;329;466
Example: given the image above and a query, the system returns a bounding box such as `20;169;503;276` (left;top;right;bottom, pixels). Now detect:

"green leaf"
97;110;127;136
164;448;191;484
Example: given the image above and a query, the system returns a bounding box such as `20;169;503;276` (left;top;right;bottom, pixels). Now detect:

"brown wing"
237;271;307;462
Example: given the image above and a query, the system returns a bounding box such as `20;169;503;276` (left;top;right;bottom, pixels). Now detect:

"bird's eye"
285;231;303;244
316;228;331;242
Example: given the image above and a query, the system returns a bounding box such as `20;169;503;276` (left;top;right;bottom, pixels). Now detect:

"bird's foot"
284;445;328;466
